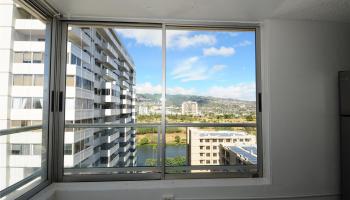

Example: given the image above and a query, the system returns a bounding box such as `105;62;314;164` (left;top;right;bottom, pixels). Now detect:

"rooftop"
225;145;257;164
192;129;248;138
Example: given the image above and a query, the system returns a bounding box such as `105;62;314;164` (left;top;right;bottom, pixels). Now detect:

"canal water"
136;144;187;166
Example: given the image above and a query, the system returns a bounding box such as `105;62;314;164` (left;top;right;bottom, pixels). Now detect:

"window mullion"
161;23;167;179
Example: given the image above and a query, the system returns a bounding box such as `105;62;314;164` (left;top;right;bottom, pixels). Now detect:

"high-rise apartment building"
187;128;256;165
0;1;136;189
181;101;198;116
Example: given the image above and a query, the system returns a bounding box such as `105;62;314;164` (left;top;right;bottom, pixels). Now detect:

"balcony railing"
105;43;119;59
104;109;120;116
64;123;257;180
102;69;118;81
0;125;44;198
68;27;91;47
102;55;118;70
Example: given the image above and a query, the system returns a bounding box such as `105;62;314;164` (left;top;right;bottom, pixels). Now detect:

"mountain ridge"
136;93;255;107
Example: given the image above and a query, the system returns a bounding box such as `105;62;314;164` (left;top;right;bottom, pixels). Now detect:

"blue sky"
116;29;256;101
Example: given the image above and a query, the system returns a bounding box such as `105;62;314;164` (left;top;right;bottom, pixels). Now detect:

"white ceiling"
46;0;350;23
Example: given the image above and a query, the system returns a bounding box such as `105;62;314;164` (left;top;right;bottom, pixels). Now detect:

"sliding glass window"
61;23;261;180
0;1;51;199
165;28;259;177
63;25;162;178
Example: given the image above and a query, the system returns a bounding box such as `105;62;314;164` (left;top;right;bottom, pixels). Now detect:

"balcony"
101;130;120;143
119;61;130;72
83;45;93;56
93;65;102;74
73;146;94;166
13;41;45;52
94;51;103;63
120;132;131;142
68;27;91;47
121;108;131;114
101;143;119;157
102;69;118;81
105;82;120;92
120;117;131;124
120;71;129;80
104;109;120;116
120;81;129;89
102;55;119;70
105;43;119;59
119;151;131;162
119;142;131;153
15;19;45;32
109;154;120;167
121;99;131;105
67;43;91;64
104;95;119;103
121;90;131;97
66;64;93;81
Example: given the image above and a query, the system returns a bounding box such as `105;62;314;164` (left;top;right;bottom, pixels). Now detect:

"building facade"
181;101;198;115
187;128;256;166
0;1;136;190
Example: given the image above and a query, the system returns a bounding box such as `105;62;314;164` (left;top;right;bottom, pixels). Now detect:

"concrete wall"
32;19;350;200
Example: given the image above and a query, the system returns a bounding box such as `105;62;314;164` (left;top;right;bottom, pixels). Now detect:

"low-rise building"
188;128;256;166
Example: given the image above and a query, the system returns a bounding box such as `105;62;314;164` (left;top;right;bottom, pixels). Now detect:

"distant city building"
137;105;149;115
187;128;256;165
219;145;257;165
181;101;198;115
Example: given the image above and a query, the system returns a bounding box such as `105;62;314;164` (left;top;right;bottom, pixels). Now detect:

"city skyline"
116;29;256;101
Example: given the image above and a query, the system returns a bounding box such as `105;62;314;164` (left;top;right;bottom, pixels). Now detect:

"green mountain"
136;93;255;107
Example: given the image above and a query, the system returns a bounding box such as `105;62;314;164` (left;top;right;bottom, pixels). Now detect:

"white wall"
32;19;350;200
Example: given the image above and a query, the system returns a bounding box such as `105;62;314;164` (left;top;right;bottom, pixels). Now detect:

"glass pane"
63;25;161;174
165;29;257;174
23;74;33;86
13;74;23;85
0;1;49;198
66;75;75;87
33;52;44;63
13;52;24;63
34;74;44;86
23;52;32;63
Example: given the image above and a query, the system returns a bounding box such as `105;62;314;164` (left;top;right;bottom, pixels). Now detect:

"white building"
181;101;198;115
187;128;256;166
0;1;137;190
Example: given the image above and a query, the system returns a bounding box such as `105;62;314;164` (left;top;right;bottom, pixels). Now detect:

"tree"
144;156;186;167
174;135;181;144
166;156;186;166
245;115;254;121
139;137;149;145
145;158;156;166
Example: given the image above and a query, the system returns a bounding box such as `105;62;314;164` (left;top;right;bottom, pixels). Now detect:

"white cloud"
171;57;226;82
172;32;216;48
203;46;235;57
116;29;161;47
229;32;240;37
234;40;252;47
167;87;196;95
135;82;162;94
206;83;256;101
116;29;216;48
210;65;227;73
135;82;195;95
